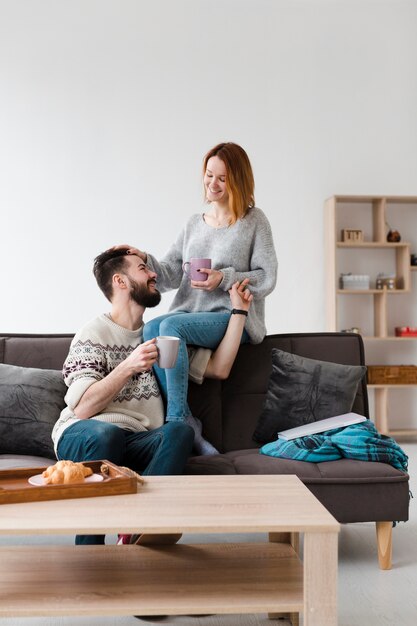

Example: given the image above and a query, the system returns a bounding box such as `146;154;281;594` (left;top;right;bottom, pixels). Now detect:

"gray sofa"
0;331;409;569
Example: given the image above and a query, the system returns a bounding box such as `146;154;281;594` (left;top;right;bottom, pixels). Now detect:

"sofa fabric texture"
252;348;367;444
0;332;409;525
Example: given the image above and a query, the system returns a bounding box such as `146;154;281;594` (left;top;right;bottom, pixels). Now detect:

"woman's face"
204;156;229;206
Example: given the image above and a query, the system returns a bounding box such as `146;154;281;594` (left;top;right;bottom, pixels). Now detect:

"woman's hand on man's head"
110;244;147;262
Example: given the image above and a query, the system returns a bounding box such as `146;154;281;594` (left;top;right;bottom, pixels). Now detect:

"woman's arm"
204;279;253;380
220;214;277;297
113;229;185;293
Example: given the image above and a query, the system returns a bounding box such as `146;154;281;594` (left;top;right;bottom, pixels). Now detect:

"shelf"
337;242;410;248
411;266;417;271
337;289;408;294
387;429;417;438
368;384;417;389
330;195;417;203
364;336;417;341
0;543;304;617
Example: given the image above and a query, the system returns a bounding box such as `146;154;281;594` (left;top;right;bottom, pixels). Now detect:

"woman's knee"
160;312;229;346
143;317;162;341
159;315;185;339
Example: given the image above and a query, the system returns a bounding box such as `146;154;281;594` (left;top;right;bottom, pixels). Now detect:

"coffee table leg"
268;532;299;626
303;532;338;626
268;531;300;555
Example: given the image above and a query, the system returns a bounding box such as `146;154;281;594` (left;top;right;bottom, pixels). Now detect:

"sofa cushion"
252;349;366;444
0;454;55;470
0;363;65;458
186;449;410;523
187;448;408;482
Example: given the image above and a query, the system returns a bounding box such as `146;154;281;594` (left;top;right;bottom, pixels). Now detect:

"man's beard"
129;278;161;308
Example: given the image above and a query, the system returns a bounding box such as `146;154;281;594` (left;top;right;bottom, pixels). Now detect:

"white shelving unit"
325;195;417;438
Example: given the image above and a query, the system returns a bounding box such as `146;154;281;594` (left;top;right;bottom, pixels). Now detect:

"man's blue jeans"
144;311;249;419
57;419;194;545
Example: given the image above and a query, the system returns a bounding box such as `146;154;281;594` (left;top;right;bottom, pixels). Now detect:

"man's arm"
73;339;158;420
204;279;253;380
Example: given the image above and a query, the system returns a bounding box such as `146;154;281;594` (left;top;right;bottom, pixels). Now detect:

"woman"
123;142;278;454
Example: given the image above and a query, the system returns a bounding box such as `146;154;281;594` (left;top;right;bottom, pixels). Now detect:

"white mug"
156;336;180;368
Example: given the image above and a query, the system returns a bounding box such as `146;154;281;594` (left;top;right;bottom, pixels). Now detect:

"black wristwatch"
231;309;248;316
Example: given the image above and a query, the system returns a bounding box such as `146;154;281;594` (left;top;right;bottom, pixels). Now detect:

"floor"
0;443;415;626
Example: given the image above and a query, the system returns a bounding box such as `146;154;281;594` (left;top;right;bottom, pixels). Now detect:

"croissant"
42;460;93;485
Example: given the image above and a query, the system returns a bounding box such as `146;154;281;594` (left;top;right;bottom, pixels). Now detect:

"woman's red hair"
203;142;255;223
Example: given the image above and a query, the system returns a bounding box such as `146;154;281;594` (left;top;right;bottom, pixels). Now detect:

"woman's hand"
110;244;147;262
191;268;224;291
229;278;253;311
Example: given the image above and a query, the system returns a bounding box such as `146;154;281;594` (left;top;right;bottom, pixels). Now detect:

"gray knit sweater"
147;207;278;344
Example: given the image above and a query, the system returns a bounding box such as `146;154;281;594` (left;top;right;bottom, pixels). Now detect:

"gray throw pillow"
253;349;366;444
0;363;66;458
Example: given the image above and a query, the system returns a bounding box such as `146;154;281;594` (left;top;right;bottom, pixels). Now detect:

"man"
52;248;194;545
53;246;252;545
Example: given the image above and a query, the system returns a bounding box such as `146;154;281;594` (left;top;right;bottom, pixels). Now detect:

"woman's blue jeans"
57;419;194;545
143;311;249;419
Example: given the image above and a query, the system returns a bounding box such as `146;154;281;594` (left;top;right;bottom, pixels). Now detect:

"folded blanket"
259;420;408;472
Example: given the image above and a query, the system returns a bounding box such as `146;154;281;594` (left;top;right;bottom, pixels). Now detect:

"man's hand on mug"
124;339;158;374
229;278;252;311
191;268;224;291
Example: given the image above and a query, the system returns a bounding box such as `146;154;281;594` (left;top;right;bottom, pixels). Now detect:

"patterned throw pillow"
253;349;366;444
0;363;66;458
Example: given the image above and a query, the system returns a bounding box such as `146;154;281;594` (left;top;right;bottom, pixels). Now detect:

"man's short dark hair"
93;248;130;301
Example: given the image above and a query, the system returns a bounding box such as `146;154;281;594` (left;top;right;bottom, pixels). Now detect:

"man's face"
124;256;161;308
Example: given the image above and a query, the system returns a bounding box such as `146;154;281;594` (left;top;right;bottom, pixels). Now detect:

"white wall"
1;0;416;338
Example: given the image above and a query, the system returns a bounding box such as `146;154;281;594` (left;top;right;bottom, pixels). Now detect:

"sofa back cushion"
189;333;369;453
1;332;369;455
0;335;73;370
252;349;367;444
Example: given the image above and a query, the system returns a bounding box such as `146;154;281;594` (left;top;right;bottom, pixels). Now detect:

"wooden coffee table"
0;474;339;625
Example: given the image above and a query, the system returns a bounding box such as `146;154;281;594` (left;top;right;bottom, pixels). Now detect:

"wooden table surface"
0;474;339;535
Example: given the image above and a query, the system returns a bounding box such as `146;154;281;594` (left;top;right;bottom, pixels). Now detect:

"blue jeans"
57;419;194;545
144;311;249;419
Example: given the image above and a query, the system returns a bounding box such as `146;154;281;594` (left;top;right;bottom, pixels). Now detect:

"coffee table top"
0;474;339;535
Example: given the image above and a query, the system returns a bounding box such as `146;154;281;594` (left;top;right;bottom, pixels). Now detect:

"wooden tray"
0;460;140;505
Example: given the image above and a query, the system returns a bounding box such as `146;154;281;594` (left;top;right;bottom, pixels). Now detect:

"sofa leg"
376;521;392;570
268;533;300;624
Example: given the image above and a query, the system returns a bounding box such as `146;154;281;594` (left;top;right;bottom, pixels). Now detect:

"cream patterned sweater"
51;314;164;453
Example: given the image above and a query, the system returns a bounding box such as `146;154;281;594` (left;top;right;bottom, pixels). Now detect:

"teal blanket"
259;420;408;472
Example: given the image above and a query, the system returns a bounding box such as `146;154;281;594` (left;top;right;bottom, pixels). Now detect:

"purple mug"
182;258;211;281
